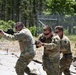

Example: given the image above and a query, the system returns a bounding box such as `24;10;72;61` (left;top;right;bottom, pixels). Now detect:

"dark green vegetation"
0;0;76;26
0;0;76;35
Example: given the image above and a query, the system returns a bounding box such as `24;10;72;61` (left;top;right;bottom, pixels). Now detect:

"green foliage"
0;20;8;31
67;34;76;42
0;0;76;27
45;0;75;15
8;20;16;25
0;20;16;31
36;26;43;36
71;1;76;13
64;29;68;35
8;20;16;31
29;26;36;36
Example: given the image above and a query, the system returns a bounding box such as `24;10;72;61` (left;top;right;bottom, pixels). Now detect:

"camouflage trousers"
59;54;72;75
15;54;33;75
42;55;60;75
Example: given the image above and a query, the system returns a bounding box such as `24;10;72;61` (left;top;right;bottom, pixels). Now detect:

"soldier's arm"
2;30;25;41
35;33;43;48
64;38;72;52
44;36;60;50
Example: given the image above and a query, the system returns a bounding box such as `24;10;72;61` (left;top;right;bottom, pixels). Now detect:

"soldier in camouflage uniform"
55;26;72;75
36;25;60;75
0;22;36;75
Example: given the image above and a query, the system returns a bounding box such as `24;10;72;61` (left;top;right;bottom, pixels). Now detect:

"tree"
46;0;75;15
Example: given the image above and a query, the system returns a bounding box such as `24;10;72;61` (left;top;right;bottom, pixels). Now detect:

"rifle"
0;28;14;35
5;28;14;35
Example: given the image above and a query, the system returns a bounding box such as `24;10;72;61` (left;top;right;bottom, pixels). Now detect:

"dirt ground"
0;38;76;75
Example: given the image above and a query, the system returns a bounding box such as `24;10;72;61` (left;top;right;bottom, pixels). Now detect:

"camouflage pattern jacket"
60;35;72;55
38;33;60;58
3;28;36;58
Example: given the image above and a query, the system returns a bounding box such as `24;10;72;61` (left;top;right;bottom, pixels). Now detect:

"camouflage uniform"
59;35;72;75
3;28;36;75
38;33;60;75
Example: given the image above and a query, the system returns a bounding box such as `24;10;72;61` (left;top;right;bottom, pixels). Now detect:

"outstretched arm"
0;29;25;41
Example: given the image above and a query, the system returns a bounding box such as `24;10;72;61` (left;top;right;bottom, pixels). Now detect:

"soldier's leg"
24;66;31;75
54;63;60;75
59;65;65;75
15;56;30;75
59;58;64;75
43;57;59;75
60;65;71;75
64;68;70;75
60;57;72;75
43;57;52;75
63;63;72;75
24;67;37;75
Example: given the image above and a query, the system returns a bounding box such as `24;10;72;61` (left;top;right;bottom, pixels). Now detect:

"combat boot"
24;67;37;75
29;73;37;75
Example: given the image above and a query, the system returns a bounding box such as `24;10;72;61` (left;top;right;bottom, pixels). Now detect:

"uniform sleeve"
3;31;25;41
66;40;71;51
35;33;43;48
44;35;60;50
60;38;72;52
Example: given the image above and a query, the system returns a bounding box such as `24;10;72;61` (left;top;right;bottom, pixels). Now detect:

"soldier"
0;22;36;75
35;25;60;75
55;26;72;75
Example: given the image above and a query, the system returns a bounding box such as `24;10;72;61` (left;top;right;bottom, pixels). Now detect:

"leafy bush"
8;20;16;31
8;20;16;27
64;29;68;35
0;20;16;31
0;20;8;31
29;26;36;36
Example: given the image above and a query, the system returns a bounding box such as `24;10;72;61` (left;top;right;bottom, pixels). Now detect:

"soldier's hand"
35;40;43;47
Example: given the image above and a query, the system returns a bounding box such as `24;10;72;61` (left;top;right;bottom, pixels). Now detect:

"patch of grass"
66;34;76;42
